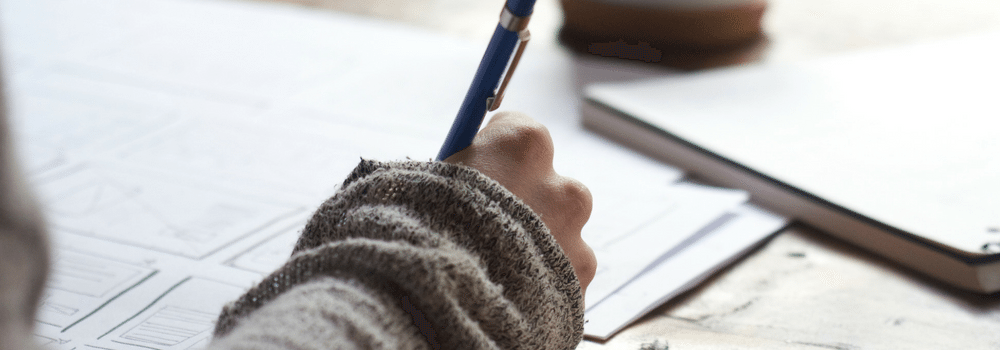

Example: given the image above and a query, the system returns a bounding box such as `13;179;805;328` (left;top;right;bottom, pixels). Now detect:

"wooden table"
253;0;1000;348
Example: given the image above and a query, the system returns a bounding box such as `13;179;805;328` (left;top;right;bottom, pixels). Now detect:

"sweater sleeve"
209;159;585;350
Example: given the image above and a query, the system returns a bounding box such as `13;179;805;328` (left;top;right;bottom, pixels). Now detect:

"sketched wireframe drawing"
37;165;303;259
32;334;71;347
119;306;217;347
37;249;156;330
6;77;177;174
110;116;368;197
95;277;247;350
226;224;303;274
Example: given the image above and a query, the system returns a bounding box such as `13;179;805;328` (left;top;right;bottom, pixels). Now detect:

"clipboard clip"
487;7;531;112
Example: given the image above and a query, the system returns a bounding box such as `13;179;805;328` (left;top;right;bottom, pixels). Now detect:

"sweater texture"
209;159;585;349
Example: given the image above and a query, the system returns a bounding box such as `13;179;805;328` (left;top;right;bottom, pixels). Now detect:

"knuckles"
539;175;593;241
487;118;554;166
471;112;598;293
556;177;593;228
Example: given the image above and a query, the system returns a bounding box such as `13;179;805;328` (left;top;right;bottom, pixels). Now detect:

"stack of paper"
2;0;785;347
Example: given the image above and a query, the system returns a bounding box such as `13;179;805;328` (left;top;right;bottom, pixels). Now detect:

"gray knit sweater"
0;109;584;349
208;160;585;349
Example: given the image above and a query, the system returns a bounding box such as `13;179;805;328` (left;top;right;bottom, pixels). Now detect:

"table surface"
251;0;1000;348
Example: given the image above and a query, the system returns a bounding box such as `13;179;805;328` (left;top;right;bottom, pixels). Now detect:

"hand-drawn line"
166;204;255;246
188;208;304;260
45;177;141;217
84;345;116;350
36;319;60;328
59;207;301;260
50;174;215;246
39;300;80;316
223;222;302;274
596;204;678;249
99;277;192;340
98;277;246;350
34;334;58;346
118;306;216;347
185;336;210;350
44;165;306;260
34;335;75;348
109;339;160;350
48;251;145;298
62;270;159;333
587;212;740;312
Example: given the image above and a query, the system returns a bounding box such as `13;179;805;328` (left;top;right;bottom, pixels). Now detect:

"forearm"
210;160;584;350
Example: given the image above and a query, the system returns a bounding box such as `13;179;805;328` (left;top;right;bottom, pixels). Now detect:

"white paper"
584;183;748;308
1;0;784;347
584;204;787;339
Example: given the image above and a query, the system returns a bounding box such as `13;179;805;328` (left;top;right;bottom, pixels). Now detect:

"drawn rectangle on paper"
100;277;247;350
120;306;216;347
37;249;155;328
47;250;145;297
36;165;303;259
227;225;302;275
110;117;368;196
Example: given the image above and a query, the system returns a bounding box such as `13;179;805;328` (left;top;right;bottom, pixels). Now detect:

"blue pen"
435;0;535;161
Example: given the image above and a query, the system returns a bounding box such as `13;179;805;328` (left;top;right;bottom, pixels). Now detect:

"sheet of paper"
2;0;479;348
583;183;748;308
1;0;782;347
35;223;301;349
584;204;788;339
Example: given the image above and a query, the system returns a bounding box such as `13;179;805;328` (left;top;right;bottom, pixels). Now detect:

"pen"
435;0;535;161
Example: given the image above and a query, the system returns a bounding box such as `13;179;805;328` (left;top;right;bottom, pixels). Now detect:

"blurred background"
248;0;1000;65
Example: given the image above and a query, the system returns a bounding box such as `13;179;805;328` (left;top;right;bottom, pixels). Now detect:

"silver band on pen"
499;6;531;32
487;8;531;112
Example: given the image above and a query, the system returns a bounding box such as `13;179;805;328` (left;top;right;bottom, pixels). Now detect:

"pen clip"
487;28;531;112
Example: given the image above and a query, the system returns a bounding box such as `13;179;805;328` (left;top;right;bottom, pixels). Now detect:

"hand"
444;111;597;296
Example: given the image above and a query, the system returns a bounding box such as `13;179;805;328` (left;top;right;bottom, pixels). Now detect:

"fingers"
526;175;591;235
442;111;596;293
477;111;555;173
545;176;597;292
443;111;554;194
565;234;597;293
